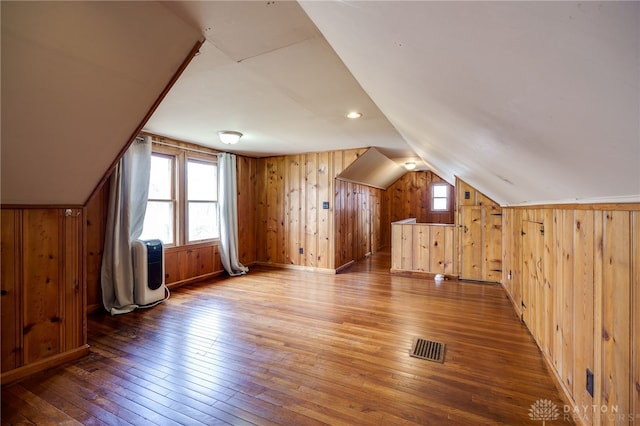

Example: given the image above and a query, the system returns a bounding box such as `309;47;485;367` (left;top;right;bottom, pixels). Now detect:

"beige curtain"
217;152;248;276
101;136;152;314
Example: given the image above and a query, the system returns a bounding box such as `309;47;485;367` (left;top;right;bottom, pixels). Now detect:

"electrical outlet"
322;201;330;209
299;247;304;254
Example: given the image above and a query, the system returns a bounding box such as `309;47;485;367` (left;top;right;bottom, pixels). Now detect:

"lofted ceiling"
2;1;638;206
145;1;415;162
299;1;640;205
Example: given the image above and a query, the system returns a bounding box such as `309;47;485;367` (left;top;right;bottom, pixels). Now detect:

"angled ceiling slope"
144;1;415;161
300;1;640;206
1;1;202;205
337;148;405;190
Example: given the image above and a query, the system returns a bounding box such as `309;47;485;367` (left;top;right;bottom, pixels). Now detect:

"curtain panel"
100;136;152;315
218;152;248;276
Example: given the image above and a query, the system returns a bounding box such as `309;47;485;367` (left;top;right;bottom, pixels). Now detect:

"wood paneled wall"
391;222;456;275
236;154;257;266
334;180;383;269
381;171;455;246
163;244;223;286
255;149;366;270
1;207;88;382
502;204;640;425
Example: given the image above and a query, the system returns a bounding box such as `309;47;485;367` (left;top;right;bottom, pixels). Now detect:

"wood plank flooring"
2;250;572;425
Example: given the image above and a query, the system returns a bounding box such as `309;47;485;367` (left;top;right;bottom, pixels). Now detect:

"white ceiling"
145;1;415;161
2;1;639;206
299;1;640;205
149;0;640;205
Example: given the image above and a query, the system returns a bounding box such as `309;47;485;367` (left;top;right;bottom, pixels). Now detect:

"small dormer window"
432;184;449;211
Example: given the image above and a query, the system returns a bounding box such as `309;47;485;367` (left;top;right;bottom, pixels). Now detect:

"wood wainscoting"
1;250;572;425
164;243;225;288
390;220;457;277
502;204;640;425
1;207;89;385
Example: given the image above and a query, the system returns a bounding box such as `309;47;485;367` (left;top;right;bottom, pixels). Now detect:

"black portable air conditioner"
132;239;166;306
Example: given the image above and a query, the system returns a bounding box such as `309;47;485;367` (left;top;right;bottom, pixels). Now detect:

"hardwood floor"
2;250;572;425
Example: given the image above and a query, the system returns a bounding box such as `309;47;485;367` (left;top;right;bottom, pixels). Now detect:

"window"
140;147;219;246
432;184;449;211
187;159;218;242
140;154;175;244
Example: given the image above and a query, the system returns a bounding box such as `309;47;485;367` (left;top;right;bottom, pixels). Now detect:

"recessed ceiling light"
346;111;362;119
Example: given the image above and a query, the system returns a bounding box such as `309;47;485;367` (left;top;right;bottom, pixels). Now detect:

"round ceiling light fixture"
404;161;417;170
346;111;363;119
218;130;243;144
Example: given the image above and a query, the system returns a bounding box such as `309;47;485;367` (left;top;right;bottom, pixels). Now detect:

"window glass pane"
188;161;217;201
188;202;218;241
433;198;447;211
433;185;448;198
148;155;172;199
140;201;174;244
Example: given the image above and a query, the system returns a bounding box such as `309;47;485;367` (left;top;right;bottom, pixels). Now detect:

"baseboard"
335;260;355;273
254;261;337;274
500;281;523;319
512;299;588;426
499;285;586;425
1;345;90;386
87;303;102;314
390;269;458;280
538;347;588;426
166;270;226;290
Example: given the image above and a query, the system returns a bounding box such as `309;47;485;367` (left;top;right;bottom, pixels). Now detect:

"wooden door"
460;206;502;282
460;206;483;280
484;206;503;282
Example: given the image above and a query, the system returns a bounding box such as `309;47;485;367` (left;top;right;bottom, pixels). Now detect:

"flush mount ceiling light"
218;130;243;144
346;111;362;119
404;161;417;170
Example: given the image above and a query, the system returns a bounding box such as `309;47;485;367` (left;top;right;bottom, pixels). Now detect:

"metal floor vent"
410;338;446;363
